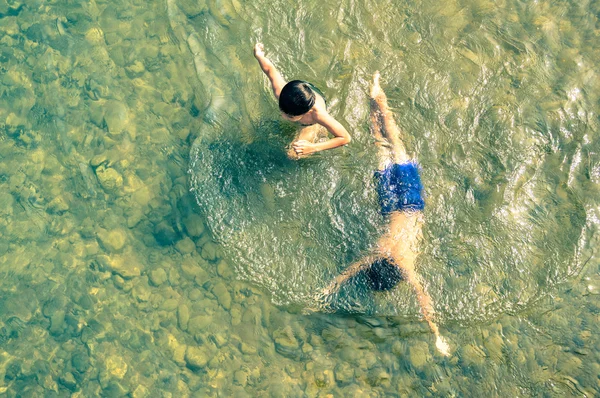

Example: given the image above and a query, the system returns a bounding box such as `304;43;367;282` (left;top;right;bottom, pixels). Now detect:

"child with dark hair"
320;72;450;356
253;43;351;158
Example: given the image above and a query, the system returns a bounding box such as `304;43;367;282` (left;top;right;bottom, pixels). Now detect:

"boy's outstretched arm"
254;43;286;99
292;113;352;156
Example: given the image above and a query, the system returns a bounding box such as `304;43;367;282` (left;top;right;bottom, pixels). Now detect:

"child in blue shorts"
321;72;450;356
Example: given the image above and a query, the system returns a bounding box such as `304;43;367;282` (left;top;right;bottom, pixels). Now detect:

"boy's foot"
370;71;390;112
370;71;383;100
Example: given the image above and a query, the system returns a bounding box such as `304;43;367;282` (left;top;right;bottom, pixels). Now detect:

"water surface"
0;0;599;396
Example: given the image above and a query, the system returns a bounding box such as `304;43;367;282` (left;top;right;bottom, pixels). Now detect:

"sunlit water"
1;0;600;396
188;0;596;322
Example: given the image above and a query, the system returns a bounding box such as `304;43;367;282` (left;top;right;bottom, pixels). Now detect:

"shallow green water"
1;0;600;396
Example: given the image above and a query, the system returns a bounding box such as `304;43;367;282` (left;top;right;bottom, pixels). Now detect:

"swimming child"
253;43;351;158
320;72;450;356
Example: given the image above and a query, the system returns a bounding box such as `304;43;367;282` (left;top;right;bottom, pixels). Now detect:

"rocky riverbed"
0;0;599;396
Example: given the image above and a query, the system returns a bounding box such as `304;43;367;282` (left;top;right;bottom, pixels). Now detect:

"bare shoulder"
311;95;328;116
314;107;337;126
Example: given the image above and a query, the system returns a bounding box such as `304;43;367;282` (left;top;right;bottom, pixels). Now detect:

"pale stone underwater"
0;0;599;396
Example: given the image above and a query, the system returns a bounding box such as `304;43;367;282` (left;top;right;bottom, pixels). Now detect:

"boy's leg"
370;73;395;170
370;100;394;170
370;72;410;164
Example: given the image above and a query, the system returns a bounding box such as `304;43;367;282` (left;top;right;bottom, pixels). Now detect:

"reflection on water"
0;0;599;396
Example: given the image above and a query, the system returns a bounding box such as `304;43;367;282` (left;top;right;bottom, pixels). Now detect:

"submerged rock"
178;0;207;17
85;27;105;45
201;241;218;262
241;306;262;327
0;192;14;216
125;60;145;77
42;294;67;317
211;332;228;348
59;372;78;392
97;254;142;278
321;326;343;342
104;100;130;136
97;228;127;252
180;256;209;280
408;341;431;369
240;342;257;355
177;304;190;330
132;385;150;398
230;304;242;326
47;195;69;214
273;327;301;360
391;341;404;357
49;310;66;336
176;237;196;255
188;315;211;335
367;367;391;387
188;288;204;301
185;346;209;370
102;381;129;396
153;221;180;246
105;355;128;379
161;299;179;312
149;268;168;286
183;213;205;238
212;282;231;310
313;368;334;388
216;260;233;279
460;344;487;367
334;362;354;385
72;351;91;374
96;166;124;193
234;369;248;386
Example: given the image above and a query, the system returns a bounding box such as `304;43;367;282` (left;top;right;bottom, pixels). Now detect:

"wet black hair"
279;80;316;116
363;258;404;291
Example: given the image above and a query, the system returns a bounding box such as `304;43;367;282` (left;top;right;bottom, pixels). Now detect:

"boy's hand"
254;42;285;98
254;43;265;59
292;140;317;156
435;335;451;357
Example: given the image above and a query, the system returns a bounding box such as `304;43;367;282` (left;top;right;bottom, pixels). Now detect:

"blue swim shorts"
375;162;425;215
